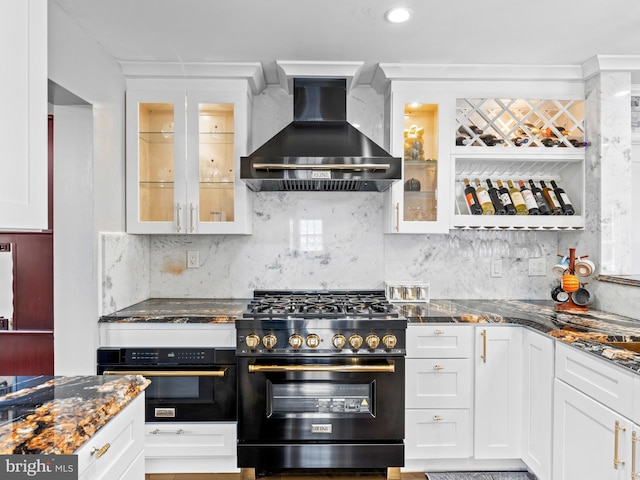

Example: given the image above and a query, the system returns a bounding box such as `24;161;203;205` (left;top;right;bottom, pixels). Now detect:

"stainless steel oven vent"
279;179;365;191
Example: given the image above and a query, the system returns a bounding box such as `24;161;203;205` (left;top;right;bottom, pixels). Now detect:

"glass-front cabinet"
385;90;451;233
126;85;252;234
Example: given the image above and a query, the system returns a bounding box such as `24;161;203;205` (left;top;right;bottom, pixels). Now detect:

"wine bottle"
463;178;483;215
480;134;504;146
550;180;575;215
486;179;506;215
456;136;472;146
458;125;483;136
495;180;517;215
528;180;552;215
474;178;495;215
540;180;562;215
506;180;528;215
517;180;540;215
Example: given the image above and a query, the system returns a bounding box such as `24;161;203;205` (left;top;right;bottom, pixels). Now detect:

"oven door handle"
248;363;395;373
102;369;227;377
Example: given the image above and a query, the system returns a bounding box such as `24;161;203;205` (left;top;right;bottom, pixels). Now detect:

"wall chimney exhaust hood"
241;78;401;192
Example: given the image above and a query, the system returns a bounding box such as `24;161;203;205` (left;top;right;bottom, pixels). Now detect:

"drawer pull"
150;428;186;435
632;430;638;479
433;330;445;335
433;365;445;371
614;420;626;469
481;329;487;363
90;443;111;459
433;415;444;421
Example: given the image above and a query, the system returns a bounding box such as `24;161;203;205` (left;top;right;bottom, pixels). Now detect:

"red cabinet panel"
0;332;53;375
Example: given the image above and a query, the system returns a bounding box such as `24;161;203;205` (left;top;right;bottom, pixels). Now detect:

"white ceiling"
52;0;640;86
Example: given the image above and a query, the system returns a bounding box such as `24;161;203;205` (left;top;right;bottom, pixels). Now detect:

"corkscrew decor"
552;247;595;313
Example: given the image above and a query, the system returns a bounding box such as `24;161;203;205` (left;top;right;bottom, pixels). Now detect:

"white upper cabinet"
125;79;254;234
384;86;452;233
0;0;48;231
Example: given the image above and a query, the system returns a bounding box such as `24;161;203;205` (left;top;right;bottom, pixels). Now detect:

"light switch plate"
528;258;546;276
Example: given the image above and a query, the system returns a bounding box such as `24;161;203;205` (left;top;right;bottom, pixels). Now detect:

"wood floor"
145;473;425;480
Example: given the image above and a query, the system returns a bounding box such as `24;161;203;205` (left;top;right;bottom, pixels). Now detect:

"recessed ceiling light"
385;7;413;23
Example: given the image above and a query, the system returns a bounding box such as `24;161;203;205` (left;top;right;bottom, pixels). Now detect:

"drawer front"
406;358;472;408
145;422;237;458
407;325;472;358
555;342;634;419
77;395;145;480
405;408;472;459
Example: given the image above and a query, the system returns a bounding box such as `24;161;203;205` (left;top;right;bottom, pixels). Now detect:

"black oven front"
237;355;405;469
97;347;236;423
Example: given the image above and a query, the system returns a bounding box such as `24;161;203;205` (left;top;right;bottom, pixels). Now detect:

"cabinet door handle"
433;364;445;371
189;203;195;232
395;202;400;232
632;430;638;479
176;204;182;233
614;420;626;469
90;443;111;459
481;329;487;363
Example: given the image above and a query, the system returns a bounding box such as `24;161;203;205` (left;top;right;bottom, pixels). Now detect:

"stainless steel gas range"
235;290;407;478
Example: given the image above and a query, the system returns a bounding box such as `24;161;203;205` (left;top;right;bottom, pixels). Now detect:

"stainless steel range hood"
241;78;401;192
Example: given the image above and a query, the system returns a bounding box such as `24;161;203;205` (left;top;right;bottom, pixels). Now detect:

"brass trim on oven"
253;163;391;172
103;369;227;377
248;363;395;373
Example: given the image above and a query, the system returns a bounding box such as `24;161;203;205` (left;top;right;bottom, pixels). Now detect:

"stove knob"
306;334;321;348
245;334;260;349
366;334;380;350
332;334;347;350
289;334;304;349
349;334;363;350
262;334;277;349
382;334;398;350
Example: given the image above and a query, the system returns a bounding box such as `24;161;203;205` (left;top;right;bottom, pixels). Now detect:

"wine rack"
451;154;584;230
455;98;585;149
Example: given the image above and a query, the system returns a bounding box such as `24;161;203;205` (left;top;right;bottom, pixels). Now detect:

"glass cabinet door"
389;92;451;233
126;90;186;234
196;102;235;225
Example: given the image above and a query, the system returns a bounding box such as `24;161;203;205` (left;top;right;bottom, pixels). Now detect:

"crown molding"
581;55;640;80
275;60;364;93
119;61;266;94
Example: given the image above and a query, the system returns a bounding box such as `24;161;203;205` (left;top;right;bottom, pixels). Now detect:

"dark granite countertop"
99;298;250;324
99;297;640;375
0;375;149;454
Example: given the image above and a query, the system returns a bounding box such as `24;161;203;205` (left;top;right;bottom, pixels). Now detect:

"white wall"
48;2;126;373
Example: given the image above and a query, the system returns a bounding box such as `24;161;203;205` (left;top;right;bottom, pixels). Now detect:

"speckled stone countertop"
99;297;640;375
0;375;149;454
98;298;249;323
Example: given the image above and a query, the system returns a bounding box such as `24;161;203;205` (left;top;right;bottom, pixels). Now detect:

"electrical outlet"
528;258;546;276
187;251;199;269
490;259;503;278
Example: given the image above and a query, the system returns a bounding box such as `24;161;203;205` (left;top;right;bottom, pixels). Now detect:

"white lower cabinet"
474;326;522;460
405;325;473;468
144;422;238;473
553;379;636;480
76;394;145;480
521;329;554;480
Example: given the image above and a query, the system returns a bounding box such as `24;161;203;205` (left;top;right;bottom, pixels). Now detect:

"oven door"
237;356;404;442
100;364;236;422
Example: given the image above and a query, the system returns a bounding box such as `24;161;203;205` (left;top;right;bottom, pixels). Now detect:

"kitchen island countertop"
0;375;149;454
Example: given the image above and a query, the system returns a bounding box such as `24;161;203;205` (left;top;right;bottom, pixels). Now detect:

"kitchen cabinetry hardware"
433;415;444;421
189;203;195;232
615;420;626;469
395;202;400;232
252;163;391;171
90;443;111;459
104;369;226;377
481;329;487;363
176;204;182;233
248;363;395;373
150;428;185;435
633;431;638;479
433;329;445;335
433;364;445;371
